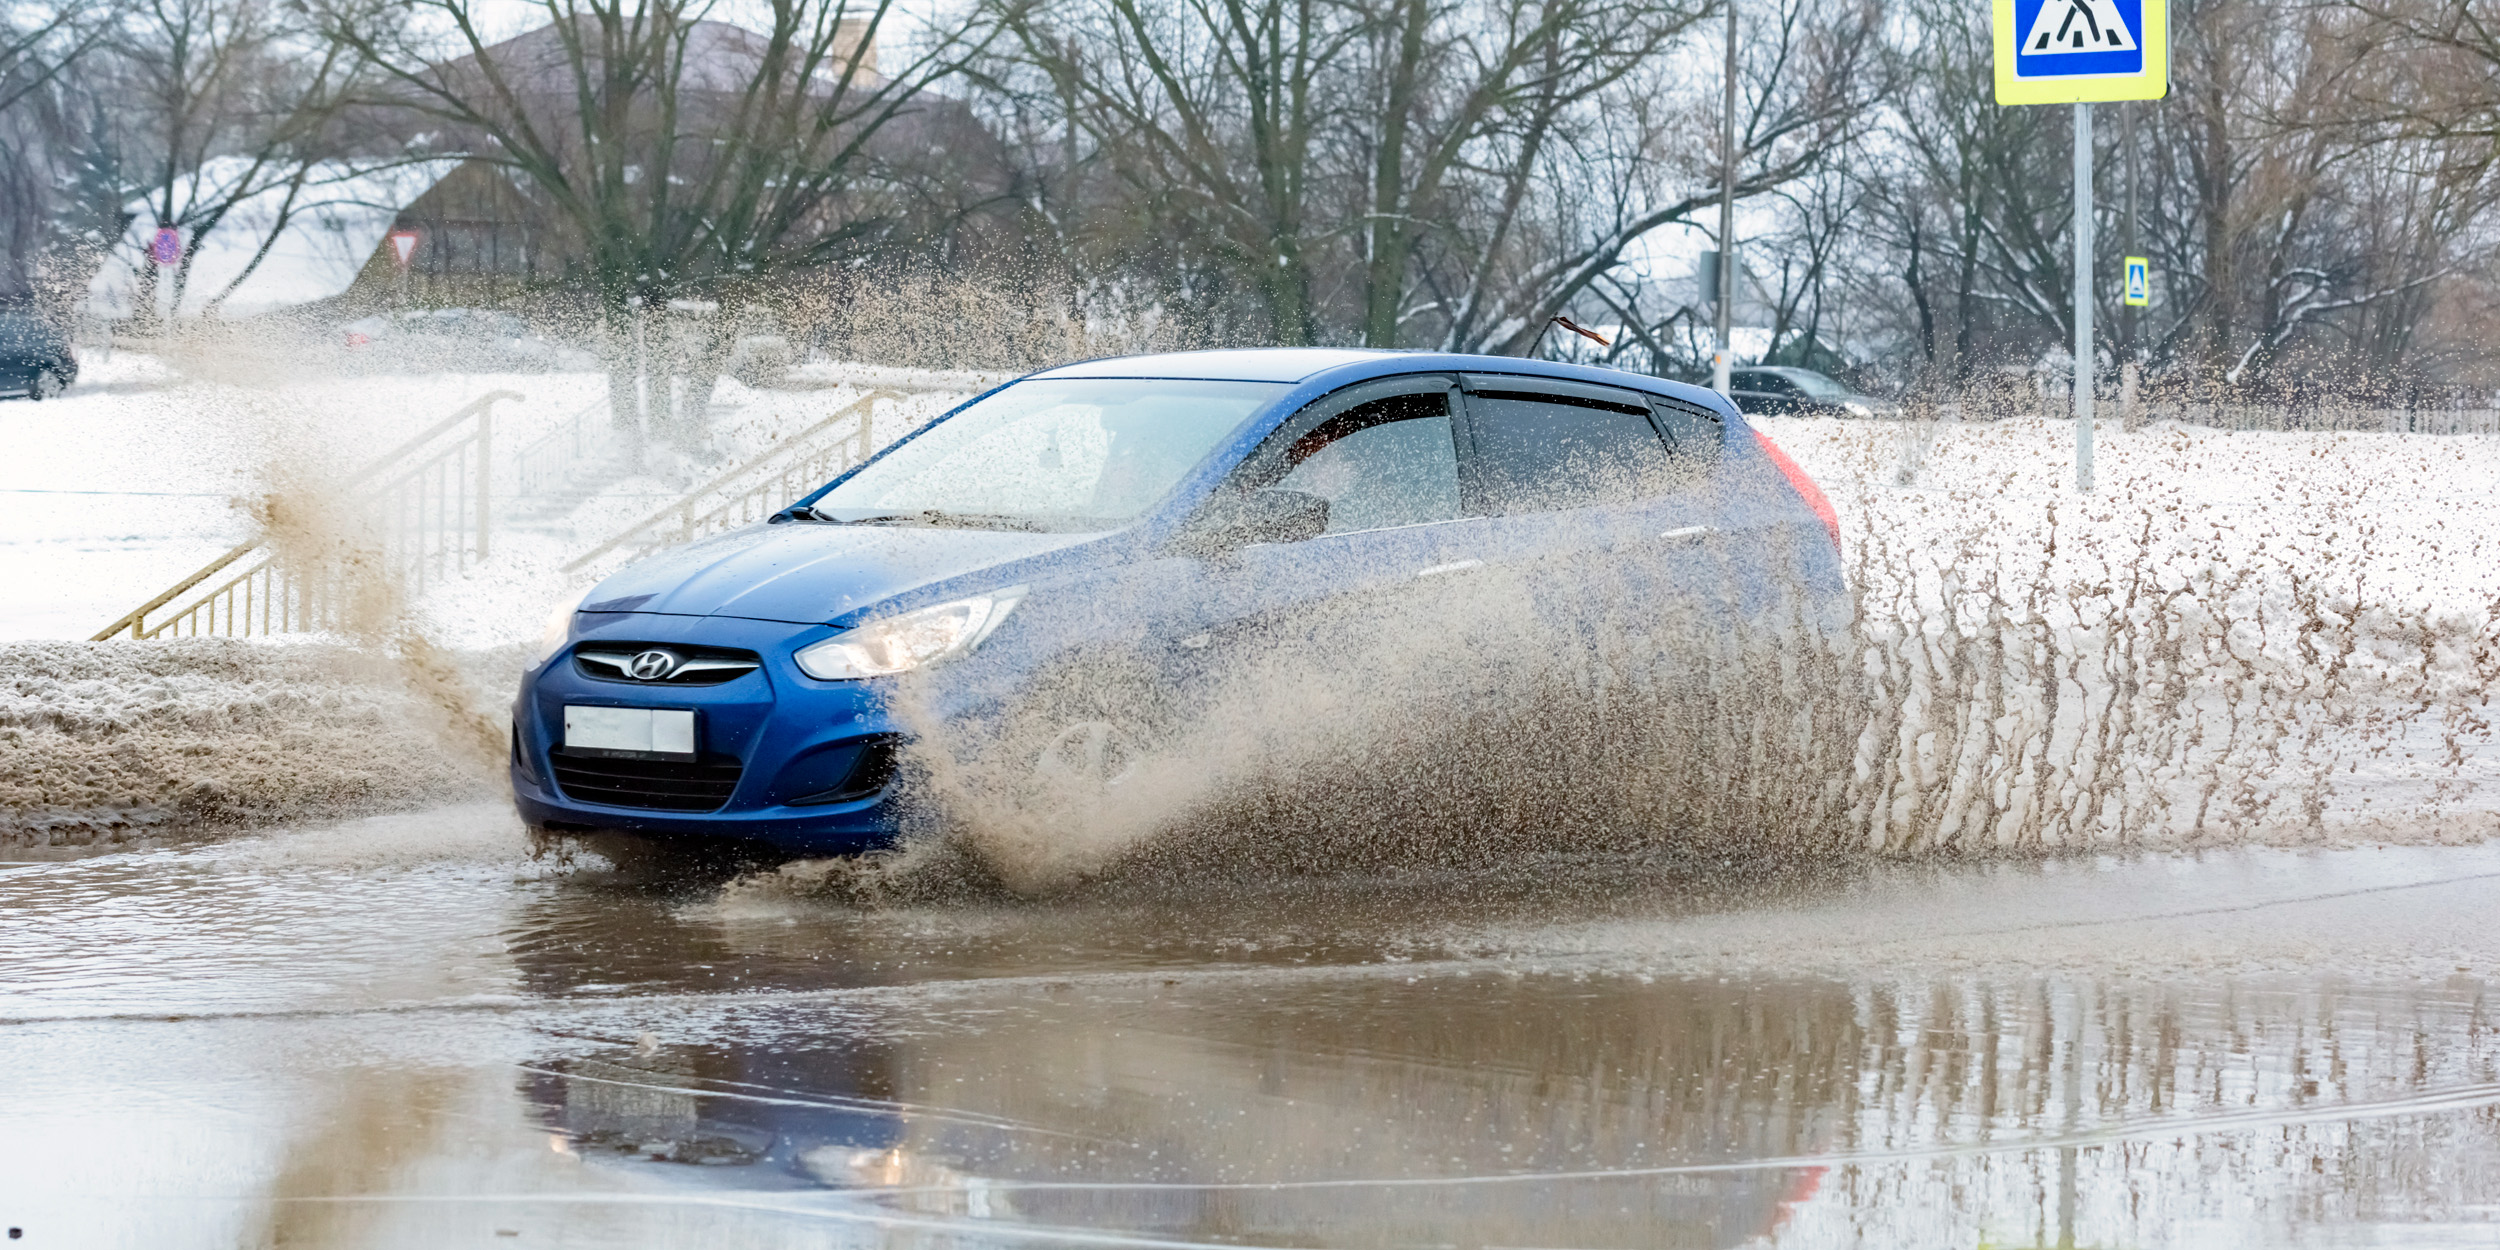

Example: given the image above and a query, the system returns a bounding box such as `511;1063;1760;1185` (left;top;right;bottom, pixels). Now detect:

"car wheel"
1031;718;1144;795
29;370;64;400
1005;660;1168;809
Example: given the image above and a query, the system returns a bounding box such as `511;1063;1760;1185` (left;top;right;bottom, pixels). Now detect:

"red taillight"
1752;429;1840;551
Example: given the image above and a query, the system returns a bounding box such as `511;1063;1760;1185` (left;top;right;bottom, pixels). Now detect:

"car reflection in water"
505;887;1832;1247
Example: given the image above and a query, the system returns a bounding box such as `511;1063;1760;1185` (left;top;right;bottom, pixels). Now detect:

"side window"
1463;390;1681;515
1270;392;1462;534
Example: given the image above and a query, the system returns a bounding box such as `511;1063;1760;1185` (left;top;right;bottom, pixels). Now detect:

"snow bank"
0;639;513;846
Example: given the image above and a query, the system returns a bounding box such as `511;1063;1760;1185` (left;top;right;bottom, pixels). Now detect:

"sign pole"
1995;0;2166;493
2072;101;2094;494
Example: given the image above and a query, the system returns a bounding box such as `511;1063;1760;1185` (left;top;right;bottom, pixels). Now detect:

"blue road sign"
1995;0;2168;103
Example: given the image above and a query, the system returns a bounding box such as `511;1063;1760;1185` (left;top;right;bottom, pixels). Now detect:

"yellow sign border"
1994;0;2169;105
2123;256;2150;306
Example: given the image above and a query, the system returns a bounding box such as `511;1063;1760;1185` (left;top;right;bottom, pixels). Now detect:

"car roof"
1032;348;1398;382
1025;348;1730;411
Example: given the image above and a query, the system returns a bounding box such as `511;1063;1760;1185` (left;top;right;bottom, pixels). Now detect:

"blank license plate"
564;706;697;761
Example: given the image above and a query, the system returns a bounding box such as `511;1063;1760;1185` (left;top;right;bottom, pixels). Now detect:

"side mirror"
1181;489;1331;553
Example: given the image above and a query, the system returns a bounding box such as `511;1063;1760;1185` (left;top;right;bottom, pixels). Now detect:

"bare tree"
990;0;1877;354
993;0;1367;344
102;0;371;327
324;0;999;451
1457;0;1886;360
0;2;119;305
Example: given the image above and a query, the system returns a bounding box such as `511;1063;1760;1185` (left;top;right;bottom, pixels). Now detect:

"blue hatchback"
511;349;1844;857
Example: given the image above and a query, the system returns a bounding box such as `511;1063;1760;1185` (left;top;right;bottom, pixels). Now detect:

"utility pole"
2073;102;2094;494
1713;0;1737;396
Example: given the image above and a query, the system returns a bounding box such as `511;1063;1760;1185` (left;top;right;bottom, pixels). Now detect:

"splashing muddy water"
859;480;2500;896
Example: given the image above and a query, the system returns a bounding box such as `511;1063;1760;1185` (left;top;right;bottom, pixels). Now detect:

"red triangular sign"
388;231;419;267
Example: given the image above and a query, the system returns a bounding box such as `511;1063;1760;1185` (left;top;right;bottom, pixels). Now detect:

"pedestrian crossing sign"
2124;257;2150;306
1995;0;2168;104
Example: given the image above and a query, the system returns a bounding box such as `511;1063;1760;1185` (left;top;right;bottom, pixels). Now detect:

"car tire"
28;370;64;400
1032;718;1145;795
1003;659;1169;807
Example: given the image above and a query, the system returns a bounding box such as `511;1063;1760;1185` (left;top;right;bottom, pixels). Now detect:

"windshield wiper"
835;509;1048;533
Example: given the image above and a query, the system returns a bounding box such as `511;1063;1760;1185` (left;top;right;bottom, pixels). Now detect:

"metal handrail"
512;398;608;499
94;381;968;640
89;542;258;641
93;390;520;641
561;389;901;573
346;390;522;489
136;552;311;639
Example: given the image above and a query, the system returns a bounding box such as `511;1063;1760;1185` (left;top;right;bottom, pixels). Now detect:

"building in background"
86;159;461;323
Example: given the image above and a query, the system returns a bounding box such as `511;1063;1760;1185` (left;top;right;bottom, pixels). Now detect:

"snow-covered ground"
0;352;606;641
0;351;968;644
1759;411;2500;620
11;359;2495;653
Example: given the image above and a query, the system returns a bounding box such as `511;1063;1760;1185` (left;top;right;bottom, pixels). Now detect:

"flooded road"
6;807;2500;1248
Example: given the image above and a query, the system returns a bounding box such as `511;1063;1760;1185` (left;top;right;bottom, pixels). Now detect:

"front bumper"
510;612;923;856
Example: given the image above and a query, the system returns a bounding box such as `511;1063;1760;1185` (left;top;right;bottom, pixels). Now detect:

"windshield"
811;378;1285;531
1784;369;1851;400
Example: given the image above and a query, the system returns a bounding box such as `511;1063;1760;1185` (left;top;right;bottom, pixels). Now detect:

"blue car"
512;349;1843;858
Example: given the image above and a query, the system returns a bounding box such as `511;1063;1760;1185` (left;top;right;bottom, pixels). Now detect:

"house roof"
436;17;885;98
88;158;465;321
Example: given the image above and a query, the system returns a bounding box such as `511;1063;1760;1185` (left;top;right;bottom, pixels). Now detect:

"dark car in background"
0;312;77;399
1727;366;1894;419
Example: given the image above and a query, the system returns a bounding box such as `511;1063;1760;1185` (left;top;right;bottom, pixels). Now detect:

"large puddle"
5;807;2499;1247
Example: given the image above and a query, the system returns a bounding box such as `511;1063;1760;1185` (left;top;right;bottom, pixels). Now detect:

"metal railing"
512;398;610;499
562;389;901;573
93;391;520;640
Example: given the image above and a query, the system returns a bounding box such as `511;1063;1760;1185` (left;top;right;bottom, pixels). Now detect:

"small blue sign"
2011;0;2145;79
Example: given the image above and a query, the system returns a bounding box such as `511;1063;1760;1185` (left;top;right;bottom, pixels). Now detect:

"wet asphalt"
5;805;2500;1248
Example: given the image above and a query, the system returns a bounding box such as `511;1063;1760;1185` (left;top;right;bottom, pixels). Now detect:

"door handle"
1415;558;1485;578
1660;525;1714;542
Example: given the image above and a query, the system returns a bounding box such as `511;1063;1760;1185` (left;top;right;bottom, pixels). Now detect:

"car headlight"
1843;400;1872;418
794;587;1028;681
538;590;588;664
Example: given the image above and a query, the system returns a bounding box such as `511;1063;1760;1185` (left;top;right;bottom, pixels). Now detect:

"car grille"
573;643;761;686
550;752;745;812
